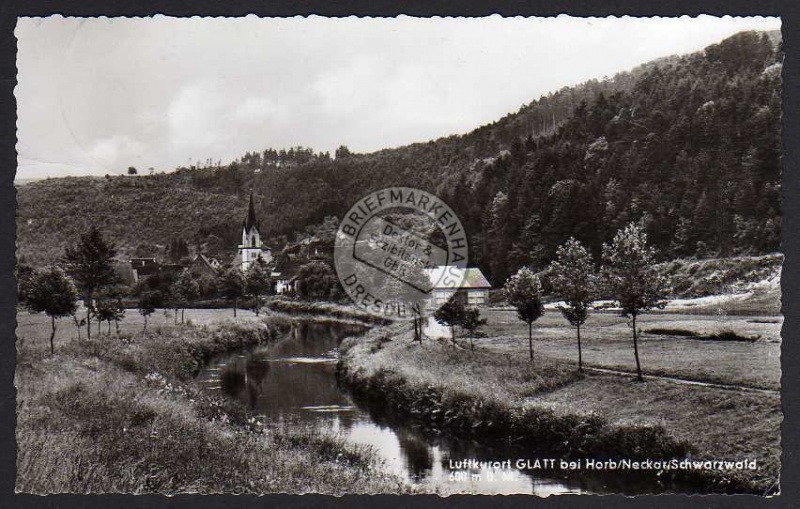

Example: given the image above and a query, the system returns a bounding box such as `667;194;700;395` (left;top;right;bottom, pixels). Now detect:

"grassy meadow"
15;309;408;494
339;306;782;494
478;309;781;390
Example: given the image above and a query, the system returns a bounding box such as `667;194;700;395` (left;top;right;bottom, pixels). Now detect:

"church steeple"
237;191;272;272
244;191;260;233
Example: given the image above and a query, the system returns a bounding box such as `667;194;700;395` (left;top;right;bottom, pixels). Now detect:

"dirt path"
582;366;779;394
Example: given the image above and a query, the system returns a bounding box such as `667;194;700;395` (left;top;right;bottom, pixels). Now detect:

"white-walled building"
425;266;492;307
234;192;273;272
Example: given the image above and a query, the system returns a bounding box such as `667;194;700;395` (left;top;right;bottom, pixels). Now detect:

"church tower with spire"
237;192;272;272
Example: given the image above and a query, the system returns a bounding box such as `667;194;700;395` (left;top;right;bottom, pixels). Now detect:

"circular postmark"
334;187;469;320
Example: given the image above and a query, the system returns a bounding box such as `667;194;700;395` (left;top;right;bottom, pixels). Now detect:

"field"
15;308;407;494
475;309;781;390
342;306;783;493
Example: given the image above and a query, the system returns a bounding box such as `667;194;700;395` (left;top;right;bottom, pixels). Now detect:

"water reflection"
198;319;660;495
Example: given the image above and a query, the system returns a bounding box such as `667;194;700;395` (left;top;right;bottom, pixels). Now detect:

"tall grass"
267;298;391;325
16;317;408;494
67;319;290;381
338;324;777;494
339;325;691;459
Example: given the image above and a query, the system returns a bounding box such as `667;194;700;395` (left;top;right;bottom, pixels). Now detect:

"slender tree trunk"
86;298;92;340
528;322;533;361
632;314;643;381
181;308;185;324
577;324;583;372
470;334;474;353
50;315;56;355
174;308;178;325
143;316;148;332
233;297;238;318
451;325;455;347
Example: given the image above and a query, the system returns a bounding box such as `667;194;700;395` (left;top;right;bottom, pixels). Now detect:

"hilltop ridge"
17;30;781;286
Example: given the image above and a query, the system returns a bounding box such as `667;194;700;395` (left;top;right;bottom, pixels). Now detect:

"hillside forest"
16;31;782;286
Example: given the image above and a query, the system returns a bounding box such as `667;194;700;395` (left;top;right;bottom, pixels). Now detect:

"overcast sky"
15;15;780;180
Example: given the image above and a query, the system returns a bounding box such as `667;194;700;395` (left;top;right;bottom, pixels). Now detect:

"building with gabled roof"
425;265;492;307
188;253;218;278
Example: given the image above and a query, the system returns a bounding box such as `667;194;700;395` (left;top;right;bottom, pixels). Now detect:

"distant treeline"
17;31;781;286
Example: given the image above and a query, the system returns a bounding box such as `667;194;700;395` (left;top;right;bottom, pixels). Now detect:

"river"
195;319;660;495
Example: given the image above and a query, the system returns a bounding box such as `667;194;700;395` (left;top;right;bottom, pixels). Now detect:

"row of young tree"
20;226;120;353
433;223;667;381
19;225;354;353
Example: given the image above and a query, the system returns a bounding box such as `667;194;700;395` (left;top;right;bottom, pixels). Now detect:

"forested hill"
17;30;781;285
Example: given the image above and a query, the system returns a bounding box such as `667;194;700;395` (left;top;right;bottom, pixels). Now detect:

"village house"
129;193;273;285
271;256;301;294
129;257;159;282
188;253;218;278
425;265;492;308
271;235;335;294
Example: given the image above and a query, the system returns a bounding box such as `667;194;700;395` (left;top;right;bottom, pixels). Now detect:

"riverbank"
16;313;408;494
337;323;781;494
266;299;392;325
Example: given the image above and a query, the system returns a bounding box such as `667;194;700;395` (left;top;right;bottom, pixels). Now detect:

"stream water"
196;320;660;495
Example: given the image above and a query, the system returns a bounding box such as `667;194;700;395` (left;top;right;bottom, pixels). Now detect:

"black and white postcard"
13;15;784;497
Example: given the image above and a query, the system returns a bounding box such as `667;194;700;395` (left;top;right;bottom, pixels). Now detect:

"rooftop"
425;266;492;290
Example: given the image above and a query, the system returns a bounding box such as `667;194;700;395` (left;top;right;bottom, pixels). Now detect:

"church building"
234;192;272;272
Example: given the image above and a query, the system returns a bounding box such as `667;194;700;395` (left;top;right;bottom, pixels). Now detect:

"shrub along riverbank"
337;323;781;495
266;298;392;325
16;316;407;494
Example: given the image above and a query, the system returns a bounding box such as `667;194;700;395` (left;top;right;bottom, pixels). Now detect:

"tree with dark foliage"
218;265;245;317
245;260;272;316
504;267;544;362
548;238;599;371
94;285;127;335
461;307;487;353
171;270;200;324
295;262;341;301
137;290;161;332
23;268;77;354
433;298;466;348
602;223;669;381
62;226;118;340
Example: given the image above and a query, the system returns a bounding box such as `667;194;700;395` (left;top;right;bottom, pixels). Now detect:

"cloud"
88;134;147;169
166;82;227;154
15;15;782;180
235;97;282;123
165;82;293;165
